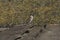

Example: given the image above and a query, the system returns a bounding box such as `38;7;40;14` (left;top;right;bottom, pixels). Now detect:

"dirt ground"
0;24;60;40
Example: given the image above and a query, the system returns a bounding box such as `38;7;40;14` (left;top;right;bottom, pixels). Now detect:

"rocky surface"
0;24;60;40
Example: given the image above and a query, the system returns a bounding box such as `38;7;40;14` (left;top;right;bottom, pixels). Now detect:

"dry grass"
0;0;60;26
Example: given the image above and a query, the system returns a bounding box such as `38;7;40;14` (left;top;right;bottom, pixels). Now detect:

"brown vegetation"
0;0;60;26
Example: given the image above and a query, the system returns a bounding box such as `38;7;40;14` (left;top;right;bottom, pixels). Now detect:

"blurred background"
0;0;60;26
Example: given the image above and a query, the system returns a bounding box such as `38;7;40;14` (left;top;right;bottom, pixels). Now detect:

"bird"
29;15;34;23
26;14;34;24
